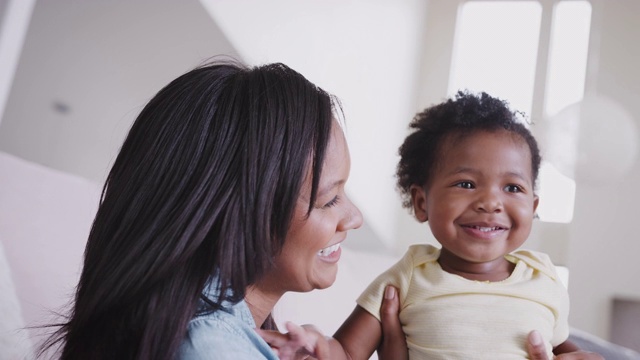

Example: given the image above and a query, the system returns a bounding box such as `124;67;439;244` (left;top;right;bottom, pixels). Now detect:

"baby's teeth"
466;225;504;232
476;226;497;232
317;243;340;257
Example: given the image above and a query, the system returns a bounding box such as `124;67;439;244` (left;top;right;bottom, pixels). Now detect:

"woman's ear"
410;185;428;223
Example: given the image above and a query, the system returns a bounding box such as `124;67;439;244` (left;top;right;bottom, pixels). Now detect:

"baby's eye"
505;184;523;193
455;181;474;189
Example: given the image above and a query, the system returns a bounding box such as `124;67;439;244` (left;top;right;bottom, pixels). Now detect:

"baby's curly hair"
396;90;541;210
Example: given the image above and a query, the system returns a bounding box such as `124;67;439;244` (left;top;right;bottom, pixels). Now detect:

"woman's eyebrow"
317;179;345;197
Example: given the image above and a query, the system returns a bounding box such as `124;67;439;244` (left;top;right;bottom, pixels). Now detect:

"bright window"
544;1;592;117
448;0;592;223
448;1;542;116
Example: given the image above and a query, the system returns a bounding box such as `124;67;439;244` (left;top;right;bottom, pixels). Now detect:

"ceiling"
0;0;240;184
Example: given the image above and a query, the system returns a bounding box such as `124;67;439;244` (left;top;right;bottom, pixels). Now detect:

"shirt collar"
200;277;257;328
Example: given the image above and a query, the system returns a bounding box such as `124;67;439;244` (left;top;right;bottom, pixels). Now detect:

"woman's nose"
343;198;363;230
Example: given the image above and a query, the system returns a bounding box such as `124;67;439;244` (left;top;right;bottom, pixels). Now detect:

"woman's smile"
317;242;343;262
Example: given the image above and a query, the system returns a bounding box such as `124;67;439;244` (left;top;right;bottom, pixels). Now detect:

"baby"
262;91;599;359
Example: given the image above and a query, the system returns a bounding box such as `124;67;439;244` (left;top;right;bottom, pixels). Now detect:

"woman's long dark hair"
40;60;335;359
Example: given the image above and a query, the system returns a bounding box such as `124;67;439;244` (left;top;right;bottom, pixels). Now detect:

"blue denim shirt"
177;283;279;359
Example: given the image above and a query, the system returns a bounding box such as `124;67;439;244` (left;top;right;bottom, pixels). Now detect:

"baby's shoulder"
507;249;558;279
405;244;440;265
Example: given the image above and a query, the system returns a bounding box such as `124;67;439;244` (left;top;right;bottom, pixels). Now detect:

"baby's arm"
333;285;407;360
258;310;381;360
332;305;391;360
257;321;347;360
258;285;406;360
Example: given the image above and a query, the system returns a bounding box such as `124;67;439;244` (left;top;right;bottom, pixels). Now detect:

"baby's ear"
410;185;428;222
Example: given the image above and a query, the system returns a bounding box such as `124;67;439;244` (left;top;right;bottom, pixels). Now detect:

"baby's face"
413;129;539;271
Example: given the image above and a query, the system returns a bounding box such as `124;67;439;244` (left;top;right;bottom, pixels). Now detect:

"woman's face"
264;122;363;294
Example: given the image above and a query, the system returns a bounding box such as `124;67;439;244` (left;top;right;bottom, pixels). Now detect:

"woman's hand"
378;285;408;360
553;353;606;359
261;285;409;360
526;331;604;360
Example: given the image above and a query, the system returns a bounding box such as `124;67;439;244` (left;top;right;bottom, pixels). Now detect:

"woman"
39;60;398;359
41;60;557;360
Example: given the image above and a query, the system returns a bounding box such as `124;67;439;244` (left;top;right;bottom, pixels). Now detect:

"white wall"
0;1;428;349
0;0;241;353
201;0;428;250
0;151;101;354
1;0;428;253
2;0;639;346
393;0;640;341
0;0;35;125
563;0;640;339
0;239;32;359
0;0;240;185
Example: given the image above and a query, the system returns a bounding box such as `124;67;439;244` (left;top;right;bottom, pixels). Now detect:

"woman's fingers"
526;331;550;360
555;352;605;359
256;328;289;349
378;285;408;360
285;322;316;353
256;322;324;360
380;285;403;335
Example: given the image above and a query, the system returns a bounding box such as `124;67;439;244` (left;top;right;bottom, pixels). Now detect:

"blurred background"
1;0;639;356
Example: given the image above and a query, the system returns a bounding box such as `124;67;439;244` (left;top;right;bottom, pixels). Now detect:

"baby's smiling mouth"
465;225;506;232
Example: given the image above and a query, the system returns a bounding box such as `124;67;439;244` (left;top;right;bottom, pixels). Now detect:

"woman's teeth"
317;243;340;257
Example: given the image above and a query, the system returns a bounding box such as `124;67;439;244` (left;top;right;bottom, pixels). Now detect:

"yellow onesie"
357;244;569;359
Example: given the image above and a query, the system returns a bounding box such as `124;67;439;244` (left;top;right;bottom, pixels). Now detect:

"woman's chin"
310;265;339;290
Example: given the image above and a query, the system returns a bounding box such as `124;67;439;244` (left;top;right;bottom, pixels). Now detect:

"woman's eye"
455;181;474;189
323;195;340;208
505;184;522;193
